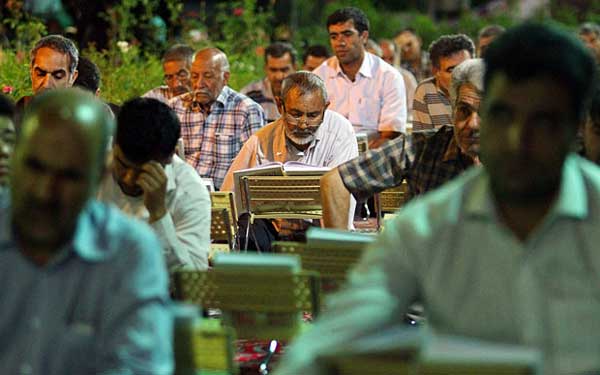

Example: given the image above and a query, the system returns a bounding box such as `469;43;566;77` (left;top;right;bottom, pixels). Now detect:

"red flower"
233;7;244;16
2;85;13;94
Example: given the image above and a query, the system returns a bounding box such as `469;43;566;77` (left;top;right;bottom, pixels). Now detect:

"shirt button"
20;363;32;374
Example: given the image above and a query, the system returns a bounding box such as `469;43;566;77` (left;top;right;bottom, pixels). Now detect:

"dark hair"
429;34;475;68
303;45;330;64
162;44;194;65
0;94;15;120
485;23;596;124
30;34;79;73
327;7;369;34
265;42;297;65
73;56;101;93
116;98;181;163
394;27;417;39
478;24;506;40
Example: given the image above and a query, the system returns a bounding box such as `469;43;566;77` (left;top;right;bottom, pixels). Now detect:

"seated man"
170;47;266;190
222;71;359;250
98;97;211;271
412;34;474;132
302;44;330;71
379;38;418;113
143;43;194;103
73;56;120;116
1;89;172;374
241;42;297;122
0;94;16;189
277;23;600;374
321;59;483;228
394;27;431;82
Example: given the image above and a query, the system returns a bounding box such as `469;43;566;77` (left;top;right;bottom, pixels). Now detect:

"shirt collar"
464;154;587;220
442;135;460;162
215;85;231;107
331;53;373;80
0;197;114;262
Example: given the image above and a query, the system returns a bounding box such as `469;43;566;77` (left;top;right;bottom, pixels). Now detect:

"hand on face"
136;161;168;222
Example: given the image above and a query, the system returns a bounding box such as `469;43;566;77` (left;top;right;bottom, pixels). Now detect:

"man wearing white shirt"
98;97;211;271
313;7;407;149
222;72;358;250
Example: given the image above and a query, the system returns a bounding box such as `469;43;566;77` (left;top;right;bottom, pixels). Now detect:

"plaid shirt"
339;134;414;202
339;126;472;201
408;125;474;197
142;85;174;103
170;86;266;189
411;77;452;132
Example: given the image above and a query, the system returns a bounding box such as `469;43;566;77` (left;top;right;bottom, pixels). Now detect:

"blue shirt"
0;192;173;374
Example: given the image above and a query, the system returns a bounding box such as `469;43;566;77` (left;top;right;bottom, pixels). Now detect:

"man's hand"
368;131;400;149
137;161;168;222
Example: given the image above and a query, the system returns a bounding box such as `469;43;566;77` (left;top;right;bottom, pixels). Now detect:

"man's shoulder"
321;110;354;134
313;57;339;78
240;79;265;95
222;86;263;110
414;77;437;92
78;201;163;262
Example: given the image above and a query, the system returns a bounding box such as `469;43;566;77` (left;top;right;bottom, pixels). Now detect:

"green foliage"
0;50;33;100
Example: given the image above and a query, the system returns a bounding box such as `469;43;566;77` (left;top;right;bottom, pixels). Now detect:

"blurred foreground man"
277;23;600;375
0;90;172;374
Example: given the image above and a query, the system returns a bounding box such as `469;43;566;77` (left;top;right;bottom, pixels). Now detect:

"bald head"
11;88;114;253
191;48;231;107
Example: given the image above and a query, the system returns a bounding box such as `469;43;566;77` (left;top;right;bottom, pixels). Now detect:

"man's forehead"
192;56;220;71
163;59;189;71
33;47;70;70
266;53;293;68
329;20;358;33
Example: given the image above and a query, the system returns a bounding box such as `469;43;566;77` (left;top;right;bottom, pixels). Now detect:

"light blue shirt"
277;154;600;375
0;192;173;374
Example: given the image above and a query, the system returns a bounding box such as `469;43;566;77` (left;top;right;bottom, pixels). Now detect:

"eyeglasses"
282;104;325;127
164;69;190;82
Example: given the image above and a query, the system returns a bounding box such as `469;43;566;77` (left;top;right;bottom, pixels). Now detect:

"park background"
0;0;598;104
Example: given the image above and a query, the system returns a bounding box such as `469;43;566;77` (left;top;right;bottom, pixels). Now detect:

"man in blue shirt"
0;89;173;374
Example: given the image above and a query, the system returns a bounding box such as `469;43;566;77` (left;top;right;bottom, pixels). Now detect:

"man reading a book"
276;23;600;375
222;71;358;251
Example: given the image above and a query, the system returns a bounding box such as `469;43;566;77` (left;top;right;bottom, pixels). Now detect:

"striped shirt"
411;77;453;132
170;86;266;189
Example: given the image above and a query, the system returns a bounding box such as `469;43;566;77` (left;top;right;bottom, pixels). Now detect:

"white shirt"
277;154;600;375
221;109;359;191
97;155;211;271
313;52;407;133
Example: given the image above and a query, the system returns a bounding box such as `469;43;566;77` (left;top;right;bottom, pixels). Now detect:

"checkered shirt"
170;86;266;189
411;77;453;132
408;125;474;197
339;134;414;202
339;126;473;201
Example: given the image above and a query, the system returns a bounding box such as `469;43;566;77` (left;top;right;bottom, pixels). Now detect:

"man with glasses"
143;44;194;103
221;72;358;250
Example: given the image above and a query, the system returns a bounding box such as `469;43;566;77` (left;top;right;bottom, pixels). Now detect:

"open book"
232;161;331;215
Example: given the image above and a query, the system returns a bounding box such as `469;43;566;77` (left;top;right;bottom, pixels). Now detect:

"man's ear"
323;101;330;112
223;71;231;85
360;30;369;44
69;69;79;85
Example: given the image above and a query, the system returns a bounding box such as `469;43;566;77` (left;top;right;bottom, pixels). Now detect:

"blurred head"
302;44;330;71
449;59;484;159
10;89;112;251
429;34;475;95
30;35;79;94
264;42;297;97
477;24;505;58
481;23;596;204
394;28;421;64
327;7;369;66
162;44;194;97
113;98;180;197
379;39;397;65
579;22;600;63
365;39;382;57
584;79;600;164
0;94;16;187
277;72;329;149
73;56;101;95
190;48;230;107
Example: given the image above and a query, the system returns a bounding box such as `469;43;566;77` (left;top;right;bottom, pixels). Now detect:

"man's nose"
467;112;481;131
33;173;58;203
